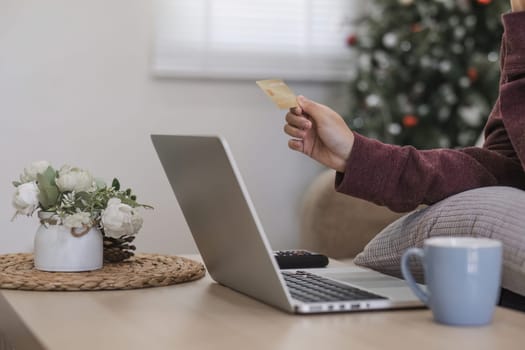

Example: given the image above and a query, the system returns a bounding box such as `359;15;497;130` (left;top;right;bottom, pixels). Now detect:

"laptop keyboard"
282;271;387;303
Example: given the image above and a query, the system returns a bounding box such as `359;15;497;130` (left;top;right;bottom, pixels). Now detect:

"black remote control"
273;250;329;269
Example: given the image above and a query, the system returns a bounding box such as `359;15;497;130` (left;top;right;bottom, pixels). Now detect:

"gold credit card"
256;79;298;110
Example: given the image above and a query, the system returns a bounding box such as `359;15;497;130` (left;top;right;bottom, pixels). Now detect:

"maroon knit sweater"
335;12;525;213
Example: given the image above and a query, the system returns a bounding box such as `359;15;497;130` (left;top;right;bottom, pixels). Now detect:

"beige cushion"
300;169;405;259
354;186;525;296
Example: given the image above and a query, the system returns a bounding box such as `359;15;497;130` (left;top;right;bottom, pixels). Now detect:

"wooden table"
1;255;524;350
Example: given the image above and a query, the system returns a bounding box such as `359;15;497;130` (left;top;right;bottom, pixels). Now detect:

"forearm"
335;133;525;212
501;11;525;77
499;11;525;174
511;0;525;11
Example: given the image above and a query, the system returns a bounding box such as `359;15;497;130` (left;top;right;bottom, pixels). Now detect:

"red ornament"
346;34;358;46
477;0;492;4
402;115;419;128
411;23;424;33
467;67;479;82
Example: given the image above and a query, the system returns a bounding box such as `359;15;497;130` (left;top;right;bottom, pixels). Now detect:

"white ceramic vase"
33;224;103;272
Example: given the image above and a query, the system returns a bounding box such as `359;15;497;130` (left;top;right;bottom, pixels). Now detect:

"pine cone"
103;235;136;263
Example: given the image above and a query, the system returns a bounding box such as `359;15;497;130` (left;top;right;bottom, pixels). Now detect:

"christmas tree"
346;0;509;149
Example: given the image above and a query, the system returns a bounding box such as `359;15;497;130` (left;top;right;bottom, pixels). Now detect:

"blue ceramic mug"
401;237;502;326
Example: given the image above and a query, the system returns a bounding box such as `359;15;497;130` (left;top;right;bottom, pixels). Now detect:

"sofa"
299;168;525;307
300;169;407;260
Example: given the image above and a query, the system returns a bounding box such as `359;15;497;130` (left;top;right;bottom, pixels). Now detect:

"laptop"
151;134;423;314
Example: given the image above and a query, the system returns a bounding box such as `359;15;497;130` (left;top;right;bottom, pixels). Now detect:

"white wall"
0;0;349;255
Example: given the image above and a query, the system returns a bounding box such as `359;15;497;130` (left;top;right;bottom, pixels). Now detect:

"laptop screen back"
151;134;293;312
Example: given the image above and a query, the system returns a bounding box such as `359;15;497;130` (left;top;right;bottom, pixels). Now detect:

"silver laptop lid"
151;134;294;312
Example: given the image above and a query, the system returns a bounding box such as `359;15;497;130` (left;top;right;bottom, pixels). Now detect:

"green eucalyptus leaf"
111;178;120;191
38;166;56;185
38;186;58;210
37;168;59;210
120;197;135;207
12;181;21;187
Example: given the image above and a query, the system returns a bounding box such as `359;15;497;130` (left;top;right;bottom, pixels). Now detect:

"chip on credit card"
256;79;298;110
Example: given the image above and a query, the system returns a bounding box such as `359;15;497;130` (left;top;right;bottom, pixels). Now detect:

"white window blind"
153;0;357;81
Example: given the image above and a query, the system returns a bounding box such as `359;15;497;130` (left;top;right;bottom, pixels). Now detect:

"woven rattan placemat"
0;253;206;291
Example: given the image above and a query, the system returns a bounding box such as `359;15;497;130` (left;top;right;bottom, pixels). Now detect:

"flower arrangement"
12;160;152;262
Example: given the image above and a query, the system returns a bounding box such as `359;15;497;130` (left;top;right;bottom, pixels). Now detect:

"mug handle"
401;248;429;305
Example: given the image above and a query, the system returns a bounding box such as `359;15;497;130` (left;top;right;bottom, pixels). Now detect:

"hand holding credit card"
256;79;298;110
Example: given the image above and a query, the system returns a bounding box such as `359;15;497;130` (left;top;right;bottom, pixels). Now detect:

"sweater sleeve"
335;12;525;213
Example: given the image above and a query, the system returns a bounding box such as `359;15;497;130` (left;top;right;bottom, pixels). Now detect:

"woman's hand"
284;96;354;173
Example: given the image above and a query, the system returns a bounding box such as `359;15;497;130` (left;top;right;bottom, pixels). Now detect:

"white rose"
63;212;92;229
12;182;40;215
20;160;50;183
101;198;143;238
55;165;95;192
